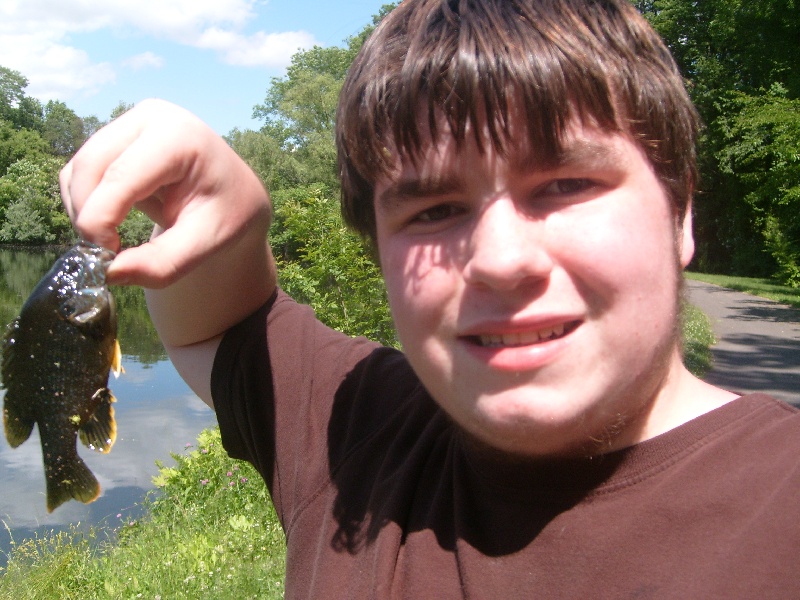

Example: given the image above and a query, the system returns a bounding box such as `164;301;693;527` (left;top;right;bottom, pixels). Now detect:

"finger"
106;217;216;288
63;99;201;251
72;126;195;252
61;105;151;215
59;161;76;223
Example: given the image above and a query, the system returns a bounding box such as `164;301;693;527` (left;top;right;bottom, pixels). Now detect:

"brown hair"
336;0;700;242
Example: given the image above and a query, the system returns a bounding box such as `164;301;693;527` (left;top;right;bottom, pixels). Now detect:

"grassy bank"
686;272;800;309
0;298;720;598
0;428;286;599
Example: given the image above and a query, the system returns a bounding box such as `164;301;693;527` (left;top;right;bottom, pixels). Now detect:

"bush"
0;156;71;244
270;184;397;346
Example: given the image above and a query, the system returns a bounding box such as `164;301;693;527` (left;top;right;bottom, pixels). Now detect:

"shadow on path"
686;281;800;407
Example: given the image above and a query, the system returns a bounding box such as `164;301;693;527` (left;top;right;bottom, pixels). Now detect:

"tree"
43;100;86;157
0;156;71;244
250;3;398;192
0;67;28;124
226;127;291;188
0;120;49;176
110;101;134;121
227;4;401;343
0;67;44;132
12;97;44;133
640;0;800;278
715;85;800;286
643;0;800;104
81;115;104;141
251;49;347;190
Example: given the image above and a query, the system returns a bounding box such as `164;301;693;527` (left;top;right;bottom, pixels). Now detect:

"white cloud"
0;0;318;103
0;29;115;100
122;51;165;71
196;27;317;67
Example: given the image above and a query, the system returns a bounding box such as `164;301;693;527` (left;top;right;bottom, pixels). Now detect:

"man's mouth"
473;321;580;348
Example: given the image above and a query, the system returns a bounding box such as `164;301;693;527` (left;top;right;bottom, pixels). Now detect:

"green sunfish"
2;242;123;512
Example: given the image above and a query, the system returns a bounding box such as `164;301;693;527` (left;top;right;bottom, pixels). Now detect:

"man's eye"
541;178;594;196
414;204;461;223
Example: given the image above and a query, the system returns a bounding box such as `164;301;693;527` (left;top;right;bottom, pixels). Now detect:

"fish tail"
43;450;100;513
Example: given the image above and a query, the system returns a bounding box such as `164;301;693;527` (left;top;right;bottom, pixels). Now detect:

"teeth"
478;323;568;347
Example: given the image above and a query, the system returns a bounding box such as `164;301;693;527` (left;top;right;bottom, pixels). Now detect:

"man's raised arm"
61;99;276;406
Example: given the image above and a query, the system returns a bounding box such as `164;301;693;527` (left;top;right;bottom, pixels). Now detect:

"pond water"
0;247;217;562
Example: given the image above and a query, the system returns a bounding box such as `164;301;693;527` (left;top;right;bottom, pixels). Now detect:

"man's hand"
61;98;272;290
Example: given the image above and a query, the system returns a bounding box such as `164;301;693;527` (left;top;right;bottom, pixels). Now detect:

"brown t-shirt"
212;290;800;599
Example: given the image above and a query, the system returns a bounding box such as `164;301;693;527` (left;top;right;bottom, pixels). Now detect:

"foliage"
226;127;296;190
713;85;800;287
1;427;287;599
270;184;396;346
225;5;403;348
249;3;397;192
641;0;800;279
118;207;155;248
0;120;49;176
0;156;71;244
109;101;134;121
42;100;86;157
0;64;138;244
0;67;31;127
81;115;104;141
644;0;800;108
251;49;346;191
0;524;103;598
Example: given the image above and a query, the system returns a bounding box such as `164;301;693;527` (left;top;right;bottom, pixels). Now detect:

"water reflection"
0;247;216;560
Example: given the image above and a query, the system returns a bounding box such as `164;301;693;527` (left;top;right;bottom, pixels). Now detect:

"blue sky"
0;0;391;135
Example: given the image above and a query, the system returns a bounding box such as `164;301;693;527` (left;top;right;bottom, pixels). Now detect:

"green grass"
0;428;286;599
681;301;716;377
686;272;800;309
0;297;722;597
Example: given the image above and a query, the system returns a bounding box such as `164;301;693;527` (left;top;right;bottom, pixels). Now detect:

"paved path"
686;280;800;407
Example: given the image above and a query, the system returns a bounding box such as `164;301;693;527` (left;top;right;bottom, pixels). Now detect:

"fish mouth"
77;242;116;287
469;320;581;348
78;241;116;264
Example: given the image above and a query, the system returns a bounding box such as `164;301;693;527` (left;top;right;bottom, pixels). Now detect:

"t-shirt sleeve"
210;289;383;521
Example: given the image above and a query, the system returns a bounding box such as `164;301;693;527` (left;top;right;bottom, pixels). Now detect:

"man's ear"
678;198;695;268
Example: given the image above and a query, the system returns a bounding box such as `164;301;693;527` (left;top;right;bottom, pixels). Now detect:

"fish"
1;241;123;512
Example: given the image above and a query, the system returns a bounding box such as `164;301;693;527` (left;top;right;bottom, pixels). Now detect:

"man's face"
373;120;695;458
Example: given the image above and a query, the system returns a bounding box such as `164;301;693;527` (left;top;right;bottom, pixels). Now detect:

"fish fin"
0;317;21;389
3;405;35;447
2;318;37;447
111;339;124;378
44;453;100;513
78;389;117;453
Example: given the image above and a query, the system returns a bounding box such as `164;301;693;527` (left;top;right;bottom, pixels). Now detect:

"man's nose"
462;198;553;291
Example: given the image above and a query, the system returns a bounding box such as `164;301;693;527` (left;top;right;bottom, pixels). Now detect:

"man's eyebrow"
513;138;628;172
377;174;464;208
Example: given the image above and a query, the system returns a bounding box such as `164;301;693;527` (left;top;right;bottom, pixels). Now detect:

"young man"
62;0;800;597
